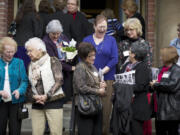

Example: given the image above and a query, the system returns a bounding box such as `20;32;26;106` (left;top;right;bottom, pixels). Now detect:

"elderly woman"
118;18;152;72
83;14;118;135
0;37;28;135
150;47;180;135
122;41;152;135
43;19;76;103
121;0;145;39
73;42;106;135
25;37;64;135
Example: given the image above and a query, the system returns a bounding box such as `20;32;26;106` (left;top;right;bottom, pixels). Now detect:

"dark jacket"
153;64;180;120
38;11;52;37
14;12;43;46
50;10;78;41
67;11;94;44
131;61;152;121
111;83;133;135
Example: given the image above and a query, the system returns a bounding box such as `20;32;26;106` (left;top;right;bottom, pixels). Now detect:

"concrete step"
19;104;156;135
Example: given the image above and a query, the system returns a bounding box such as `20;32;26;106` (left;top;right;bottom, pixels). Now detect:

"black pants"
155;119;178;135
77;110;103;135
130;119;144;135
0;101;22;135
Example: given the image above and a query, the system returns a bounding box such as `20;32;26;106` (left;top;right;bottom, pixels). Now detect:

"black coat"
14;12;43;46
50;10;78;41
38;11;52;37
154;64;180;120
111;83;133;135
67;11;94;44
131;61;152;121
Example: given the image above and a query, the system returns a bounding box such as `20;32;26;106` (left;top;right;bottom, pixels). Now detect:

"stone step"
18;104;157;134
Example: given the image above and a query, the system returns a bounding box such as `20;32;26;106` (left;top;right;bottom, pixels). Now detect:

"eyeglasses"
67;2;77;6
125;28;135;32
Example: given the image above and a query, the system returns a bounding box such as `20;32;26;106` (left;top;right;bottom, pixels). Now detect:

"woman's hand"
72;66;76;71
0;90;10;99
12;90;20;99
150;80;158;87
100;81;107;89
98;88;106;96
33;95;47;105
102;66;110;74
40;95;47;103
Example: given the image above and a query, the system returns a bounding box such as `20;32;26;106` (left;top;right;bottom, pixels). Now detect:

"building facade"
1;0;180;66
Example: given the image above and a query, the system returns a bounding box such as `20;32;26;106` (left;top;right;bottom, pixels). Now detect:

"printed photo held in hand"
115;70;135;85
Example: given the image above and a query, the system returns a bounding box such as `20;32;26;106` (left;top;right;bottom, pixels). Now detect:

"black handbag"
78;94;102;116
18;104;29;120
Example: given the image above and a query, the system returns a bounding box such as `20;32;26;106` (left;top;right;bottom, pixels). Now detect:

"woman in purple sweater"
83;14;118;135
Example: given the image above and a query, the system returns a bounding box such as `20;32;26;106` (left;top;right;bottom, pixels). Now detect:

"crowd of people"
0;0;180;135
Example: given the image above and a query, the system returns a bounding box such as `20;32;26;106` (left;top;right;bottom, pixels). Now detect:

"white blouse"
2;63;12;102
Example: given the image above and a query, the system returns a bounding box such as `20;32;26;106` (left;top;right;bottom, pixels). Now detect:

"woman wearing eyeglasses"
83;14;118;135
117;18;152;73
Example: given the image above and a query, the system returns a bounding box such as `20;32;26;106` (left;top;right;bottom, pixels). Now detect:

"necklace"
93;34;104;54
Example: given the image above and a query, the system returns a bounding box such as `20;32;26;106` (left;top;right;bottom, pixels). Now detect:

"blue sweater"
0;58;28;103
83;34;118;80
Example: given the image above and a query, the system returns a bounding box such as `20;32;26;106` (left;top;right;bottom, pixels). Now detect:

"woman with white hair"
43;19;76;103
25;37;64;135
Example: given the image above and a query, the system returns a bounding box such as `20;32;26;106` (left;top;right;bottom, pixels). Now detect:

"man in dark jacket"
66;0;94;44
50;0;78;41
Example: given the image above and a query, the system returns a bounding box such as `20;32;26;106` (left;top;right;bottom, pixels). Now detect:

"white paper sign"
123;50;130;57
114;70;136;85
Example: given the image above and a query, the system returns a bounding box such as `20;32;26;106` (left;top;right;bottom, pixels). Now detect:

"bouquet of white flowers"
61;39;77;60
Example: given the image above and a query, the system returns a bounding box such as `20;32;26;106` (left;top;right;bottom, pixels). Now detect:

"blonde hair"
124;18;142;36
160;47;178;65
0;37;17;54
121;0;138;15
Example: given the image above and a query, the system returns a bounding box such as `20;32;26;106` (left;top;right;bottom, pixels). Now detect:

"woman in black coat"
150;47;180;135
14;0;43;69
124;41;152;135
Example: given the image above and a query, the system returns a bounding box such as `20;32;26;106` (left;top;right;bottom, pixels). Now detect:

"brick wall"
0;0;14;38
0;0;8;37
8;0;14;30
146;0;156;66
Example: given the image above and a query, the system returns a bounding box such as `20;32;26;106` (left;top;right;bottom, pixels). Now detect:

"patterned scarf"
29;54;49;87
